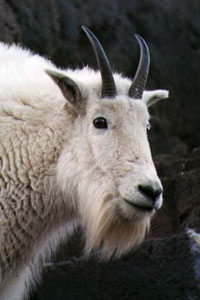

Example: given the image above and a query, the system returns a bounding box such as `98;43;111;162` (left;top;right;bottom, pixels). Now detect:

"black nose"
138;183;163;203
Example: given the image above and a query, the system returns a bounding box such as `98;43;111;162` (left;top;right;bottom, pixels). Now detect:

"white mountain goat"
0;26;168;300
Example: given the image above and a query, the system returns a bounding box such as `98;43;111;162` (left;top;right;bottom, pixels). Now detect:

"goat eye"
93;117;108;129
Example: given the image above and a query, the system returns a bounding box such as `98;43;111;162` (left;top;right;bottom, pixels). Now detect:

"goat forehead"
88;98;149;122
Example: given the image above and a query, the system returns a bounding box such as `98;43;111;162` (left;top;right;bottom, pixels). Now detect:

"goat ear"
142;89;169;107
46;70;81;109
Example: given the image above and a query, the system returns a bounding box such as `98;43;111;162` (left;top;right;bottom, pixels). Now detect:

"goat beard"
78;176;150;260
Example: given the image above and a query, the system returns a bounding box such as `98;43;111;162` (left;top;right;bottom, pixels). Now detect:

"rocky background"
0;0;200;299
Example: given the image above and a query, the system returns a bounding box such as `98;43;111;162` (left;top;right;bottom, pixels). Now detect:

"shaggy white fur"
0;42;168;300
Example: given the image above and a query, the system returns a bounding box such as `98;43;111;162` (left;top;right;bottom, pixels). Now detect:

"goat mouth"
124;199;154;213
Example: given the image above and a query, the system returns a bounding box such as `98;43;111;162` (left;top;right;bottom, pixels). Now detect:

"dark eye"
93;117;108;129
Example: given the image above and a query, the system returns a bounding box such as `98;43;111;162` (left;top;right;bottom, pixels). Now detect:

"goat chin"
84;217;150;260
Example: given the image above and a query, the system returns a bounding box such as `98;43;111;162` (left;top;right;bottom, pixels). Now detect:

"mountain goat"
0;26;168;300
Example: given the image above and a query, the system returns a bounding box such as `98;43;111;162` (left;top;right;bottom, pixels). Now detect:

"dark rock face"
31;232;200;300
152;147;200;238
1;0;200;155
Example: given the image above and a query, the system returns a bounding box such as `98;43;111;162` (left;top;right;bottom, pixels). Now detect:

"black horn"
128;34;150;99
82;26;117;98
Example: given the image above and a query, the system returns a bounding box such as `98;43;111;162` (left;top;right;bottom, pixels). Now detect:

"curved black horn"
82;26;117;98
128;34;150;99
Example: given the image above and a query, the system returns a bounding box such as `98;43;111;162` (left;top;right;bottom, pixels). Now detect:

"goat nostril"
138;184;162;202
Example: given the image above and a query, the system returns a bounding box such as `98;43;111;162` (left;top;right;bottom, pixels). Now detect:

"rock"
151;150;200;237
0;0;21;43
30;230;200;300
189;147;200;160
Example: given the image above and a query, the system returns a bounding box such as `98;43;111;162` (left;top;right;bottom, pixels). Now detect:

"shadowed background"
1;0;200;299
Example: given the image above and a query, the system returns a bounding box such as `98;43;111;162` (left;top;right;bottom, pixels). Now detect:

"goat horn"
128;34;150;99
82;26;117;98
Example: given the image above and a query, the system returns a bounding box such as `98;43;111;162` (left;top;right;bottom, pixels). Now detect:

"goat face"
47;27;168;259
83;94;163;220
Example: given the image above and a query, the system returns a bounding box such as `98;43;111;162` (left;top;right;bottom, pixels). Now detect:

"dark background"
1;1;200;299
